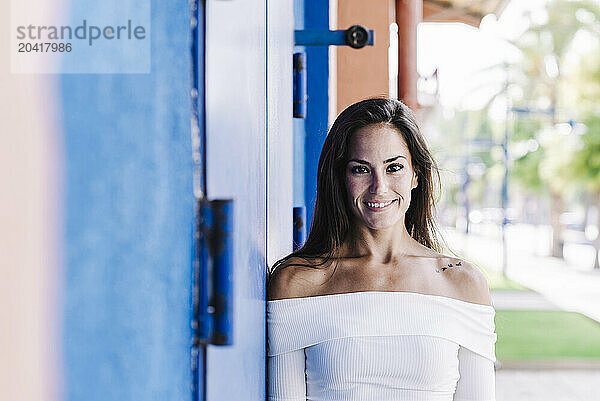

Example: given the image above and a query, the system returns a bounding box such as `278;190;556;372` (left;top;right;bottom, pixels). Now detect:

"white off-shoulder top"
267;291;497;401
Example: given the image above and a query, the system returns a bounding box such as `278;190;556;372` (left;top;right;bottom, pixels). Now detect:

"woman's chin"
362;216;402;230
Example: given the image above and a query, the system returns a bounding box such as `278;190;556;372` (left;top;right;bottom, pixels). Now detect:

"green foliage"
512;118;543;142
508;0;600;198
512;148;546;194
539;128;582;193
570;115;600;192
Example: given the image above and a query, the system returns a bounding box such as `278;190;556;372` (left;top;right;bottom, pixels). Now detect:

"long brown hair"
270;97;445;278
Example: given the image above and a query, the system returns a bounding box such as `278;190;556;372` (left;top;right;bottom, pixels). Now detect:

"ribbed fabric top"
268;291;497;361
267;291;497;401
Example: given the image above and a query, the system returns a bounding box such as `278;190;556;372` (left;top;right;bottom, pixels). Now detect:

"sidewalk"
491;289;560;311
444;224;600;322
496;370;599;401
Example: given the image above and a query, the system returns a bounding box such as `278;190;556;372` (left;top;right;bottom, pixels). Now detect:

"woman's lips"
363;199;397;212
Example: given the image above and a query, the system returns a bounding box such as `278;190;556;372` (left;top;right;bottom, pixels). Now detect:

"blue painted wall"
302;0;329;229
293;0;306;209
61;1;193;400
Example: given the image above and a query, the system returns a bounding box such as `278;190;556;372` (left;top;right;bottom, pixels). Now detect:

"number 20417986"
18;42;72;52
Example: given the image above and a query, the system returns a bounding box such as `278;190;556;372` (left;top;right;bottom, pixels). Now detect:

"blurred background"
2;0;600;400
416;1;600;398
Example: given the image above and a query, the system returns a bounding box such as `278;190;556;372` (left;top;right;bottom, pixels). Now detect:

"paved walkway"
444;224;600;322
496;369;600;401
491;289;560;310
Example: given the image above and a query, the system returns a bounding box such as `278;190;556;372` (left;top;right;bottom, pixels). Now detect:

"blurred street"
444;224;600;401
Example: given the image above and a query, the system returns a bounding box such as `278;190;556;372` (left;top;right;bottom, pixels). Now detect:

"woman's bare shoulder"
267;256;331;301
441;257;492;307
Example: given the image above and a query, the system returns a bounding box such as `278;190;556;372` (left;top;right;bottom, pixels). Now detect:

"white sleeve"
453;345;496;401
268;348;307;401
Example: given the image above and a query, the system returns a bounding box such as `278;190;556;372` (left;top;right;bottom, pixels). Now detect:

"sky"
417;0;550;110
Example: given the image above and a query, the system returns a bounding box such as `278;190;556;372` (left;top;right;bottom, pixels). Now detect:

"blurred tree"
569;115;600;268
510;0;600;257
510;118;545;198
431;106;499;231
562;9;600;268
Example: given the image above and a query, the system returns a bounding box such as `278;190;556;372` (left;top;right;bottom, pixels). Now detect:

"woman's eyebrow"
348;155;407;165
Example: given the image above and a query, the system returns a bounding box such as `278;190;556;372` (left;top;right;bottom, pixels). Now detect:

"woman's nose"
369;170;389;193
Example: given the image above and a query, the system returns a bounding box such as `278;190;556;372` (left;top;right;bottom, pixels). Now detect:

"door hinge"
192;198;235;347
294;25;374;48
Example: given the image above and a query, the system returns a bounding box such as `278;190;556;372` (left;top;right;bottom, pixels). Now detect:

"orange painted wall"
335;0;394;116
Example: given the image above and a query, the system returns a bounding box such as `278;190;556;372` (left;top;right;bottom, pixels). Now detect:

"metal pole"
501;64;509;277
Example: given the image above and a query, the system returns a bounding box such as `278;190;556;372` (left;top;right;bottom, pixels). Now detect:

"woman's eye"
350;166;368;174
388;164;404;172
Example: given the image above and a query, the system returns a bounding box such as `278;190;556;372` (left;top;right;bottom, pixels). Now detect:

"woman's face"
344;124;418;230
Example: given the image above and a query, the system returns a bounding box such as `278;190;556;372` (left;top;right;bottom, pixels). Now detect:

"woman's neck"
340;222;423;264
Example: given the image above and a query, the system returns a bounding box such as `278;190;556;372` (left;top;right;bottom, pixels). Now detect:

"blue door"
202;0;267;399
61;2;194;400
201;0;293;400
60;0;295;399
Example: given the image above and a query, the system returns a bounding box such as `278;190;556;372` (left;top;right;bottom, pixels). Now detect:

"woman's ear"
411;173;418;190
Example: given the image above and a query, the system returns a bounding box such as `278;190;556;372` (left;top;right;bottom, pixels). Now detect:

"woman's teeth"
365;200;395;208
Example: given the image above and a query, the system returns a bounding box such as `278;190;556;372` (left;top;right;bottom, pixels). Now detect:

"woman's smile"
363;199;397;211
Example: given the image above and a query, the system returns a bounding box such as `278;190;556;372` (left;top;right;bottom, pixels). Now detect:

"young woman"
267;98;497;401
